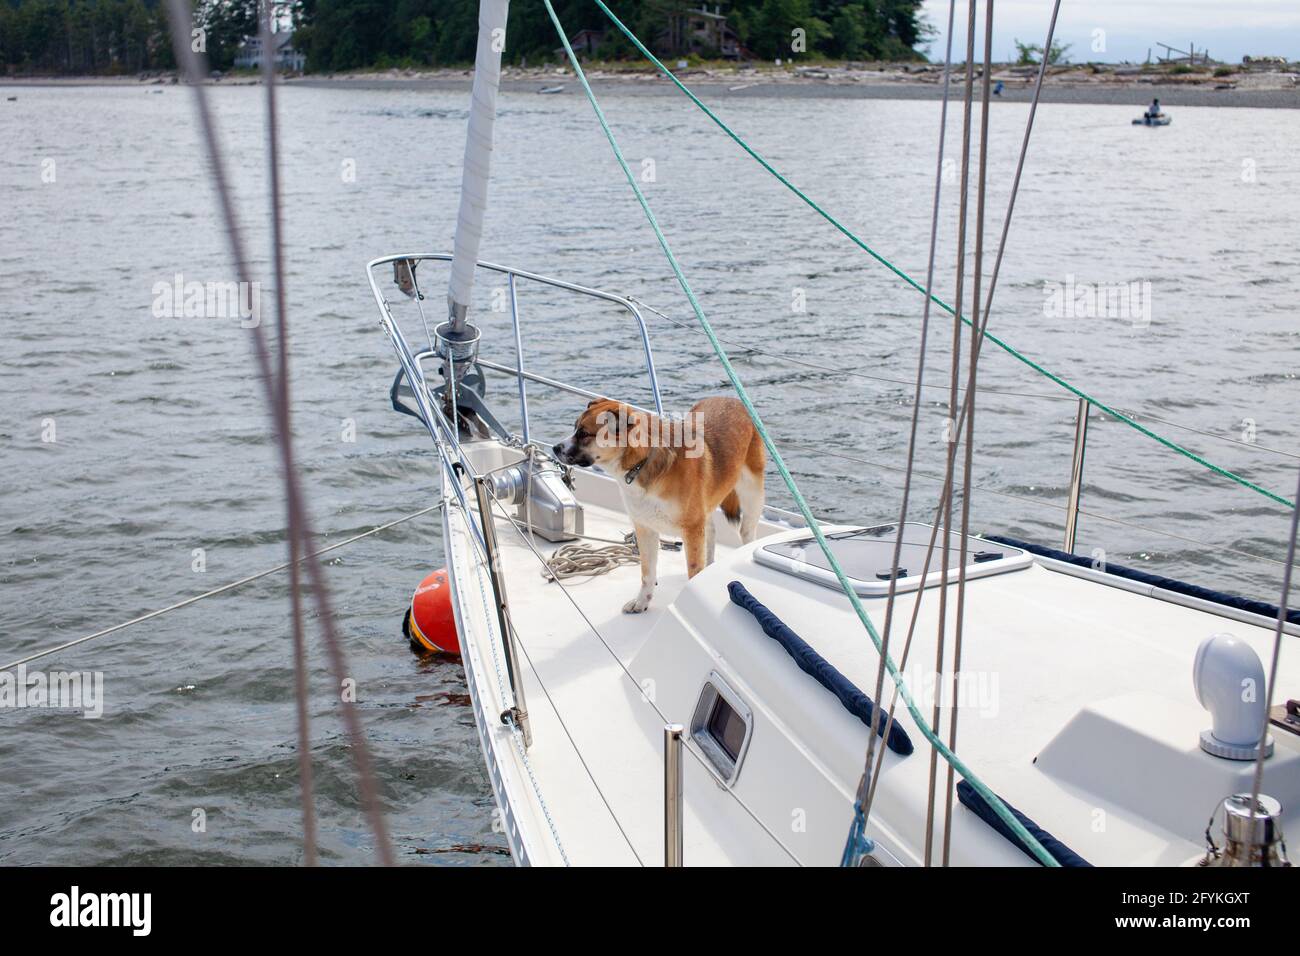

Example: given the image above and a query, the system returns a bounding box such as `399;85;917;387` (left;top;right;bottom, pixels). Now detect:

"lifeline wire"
635;297;1300;463
2;504;444;672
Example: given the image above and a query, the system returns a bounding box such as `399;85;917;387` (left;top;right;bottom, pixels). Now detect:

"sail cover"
447;0;511;329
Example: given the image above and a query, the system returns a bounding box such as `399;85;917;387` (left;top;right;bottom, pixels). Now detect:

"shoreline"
5;63;1299;109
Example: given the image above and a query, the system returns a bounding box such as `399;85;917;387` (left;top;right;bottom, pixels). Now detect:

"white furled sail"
447;0;510;331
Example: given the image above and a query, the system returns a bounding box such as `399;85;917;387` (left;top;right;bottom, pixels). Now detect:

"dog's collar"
624;459;647;485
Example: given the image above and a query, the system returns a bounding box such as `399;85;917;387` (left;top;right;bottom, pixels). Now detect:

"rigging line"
1;504;444;672
639;299;1300;462
590;0;1293;511
259;0;315;868
925;0;979;867
858;0;958;866
546;0;1057;867
945;0;998;868
1249;462;1300;819
867;0;1065;832
866;472;967;820
481;486;803;865
162;0;395;866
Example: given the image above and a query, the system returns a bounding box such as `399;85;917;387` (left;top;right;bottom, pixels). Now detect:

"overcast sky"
919;1;1300;64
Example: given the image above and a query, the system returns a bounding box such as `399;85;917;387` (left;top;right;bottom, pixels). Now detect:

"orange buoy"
403;568;459;655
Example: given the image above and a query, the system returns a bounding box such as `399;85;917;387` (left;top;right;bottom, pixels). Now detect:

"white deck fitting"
444;443;1300;867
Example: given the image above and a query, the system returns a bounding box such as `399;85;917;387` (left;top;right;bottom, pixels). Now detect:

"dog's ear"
624;407;662;450
593;407;622;447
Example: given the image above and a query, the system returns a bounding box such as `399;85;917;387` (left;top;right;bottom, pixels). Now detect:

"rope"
544;0;1059;867
944;0;1000;868
163;0;394;866
258;0;317;866
840;802;876;867
1;503;443;672
861;0;958;869
924;0;979;866
589;0;1294;512
542;540;639;581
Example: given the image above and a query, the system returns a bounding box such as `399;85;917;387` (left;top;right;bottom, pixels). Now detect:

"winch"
1200;792;1291;867
487;454;584;543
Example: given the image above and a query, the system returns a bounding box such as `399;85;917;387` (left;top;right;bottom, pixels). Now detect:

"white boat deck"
445;449;1300;867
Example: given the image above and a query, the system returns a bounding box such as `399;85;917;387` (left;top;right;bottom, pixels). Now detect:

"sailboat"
367;0;1297;867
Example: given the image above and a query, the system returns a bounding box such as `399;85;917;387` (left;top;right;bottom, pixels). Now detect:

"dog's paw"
622;596;650;614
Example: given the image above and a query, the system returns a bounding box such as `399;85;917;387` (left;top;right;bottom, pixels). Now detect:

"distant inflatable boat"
1133;114;1172;126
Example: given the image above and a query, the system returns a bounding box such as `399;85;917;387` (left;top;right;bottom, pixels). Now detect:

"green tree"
1014;36;1071;66
751;0;828;60
0;0;931;76
828;3;870;59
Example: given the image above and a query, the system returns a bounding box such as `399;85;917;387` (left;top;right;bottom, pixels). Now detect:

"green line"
590;0;1293;512
544;0;1060;868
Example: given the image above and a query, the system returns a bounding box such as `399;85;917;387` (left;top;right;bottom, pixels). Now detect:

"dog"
553;396;765;613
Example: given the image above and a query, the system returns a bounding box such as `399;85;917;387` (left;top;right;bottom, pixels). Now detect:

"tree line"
0;1;262;74
0;0;927;75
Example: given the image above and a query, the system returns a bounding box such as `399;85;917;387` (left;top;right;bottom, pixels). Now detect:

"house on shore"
233;30;306;73
555;8;750;62
554;28;607;60
663;6;749;60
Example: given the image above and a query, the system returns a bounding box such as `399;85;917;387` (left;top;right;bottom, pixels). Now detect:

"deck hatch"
691;671;753;785
754;522;1032;597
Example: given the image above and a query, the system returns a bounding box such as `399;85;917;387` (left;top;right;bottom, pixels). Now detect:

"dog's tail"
720;490;742;526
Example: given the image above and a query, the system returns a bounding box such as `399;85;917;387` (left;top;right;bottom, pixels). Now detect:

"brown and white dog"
553;396;765;613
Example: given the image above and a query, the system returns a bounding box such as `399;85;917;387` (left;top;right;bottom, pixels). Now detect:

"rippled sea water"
1;83;1297;864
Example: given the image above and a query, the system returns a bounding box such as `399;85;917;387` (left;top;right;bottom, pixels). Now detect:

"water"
2;83;1297;864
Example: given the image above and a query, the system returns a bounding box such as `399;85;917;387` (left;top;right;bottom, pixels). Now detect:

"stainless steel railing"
366;253;664;439
664;723;685;867
1063;397;1089;553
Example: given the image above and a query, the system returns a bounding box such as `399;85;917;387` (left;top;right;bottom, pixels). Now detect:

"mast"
441;0;510;390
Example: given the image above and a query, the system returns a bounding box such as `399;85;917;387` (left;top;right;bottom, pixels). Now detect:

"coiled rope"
544;0;1059;866
542;539;640;581
588;0;1293;512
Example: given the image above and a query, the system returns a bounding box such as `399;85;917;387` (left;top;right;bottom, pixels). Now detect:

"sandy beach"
5;61;1299;108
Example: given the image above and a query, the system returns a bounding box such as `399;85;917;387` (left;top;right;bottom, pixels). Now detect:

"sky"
918;1;1300;64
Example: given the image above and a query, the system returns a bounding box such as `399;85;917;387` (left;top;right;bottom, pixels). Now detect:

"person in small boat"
1145;98;1163;119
